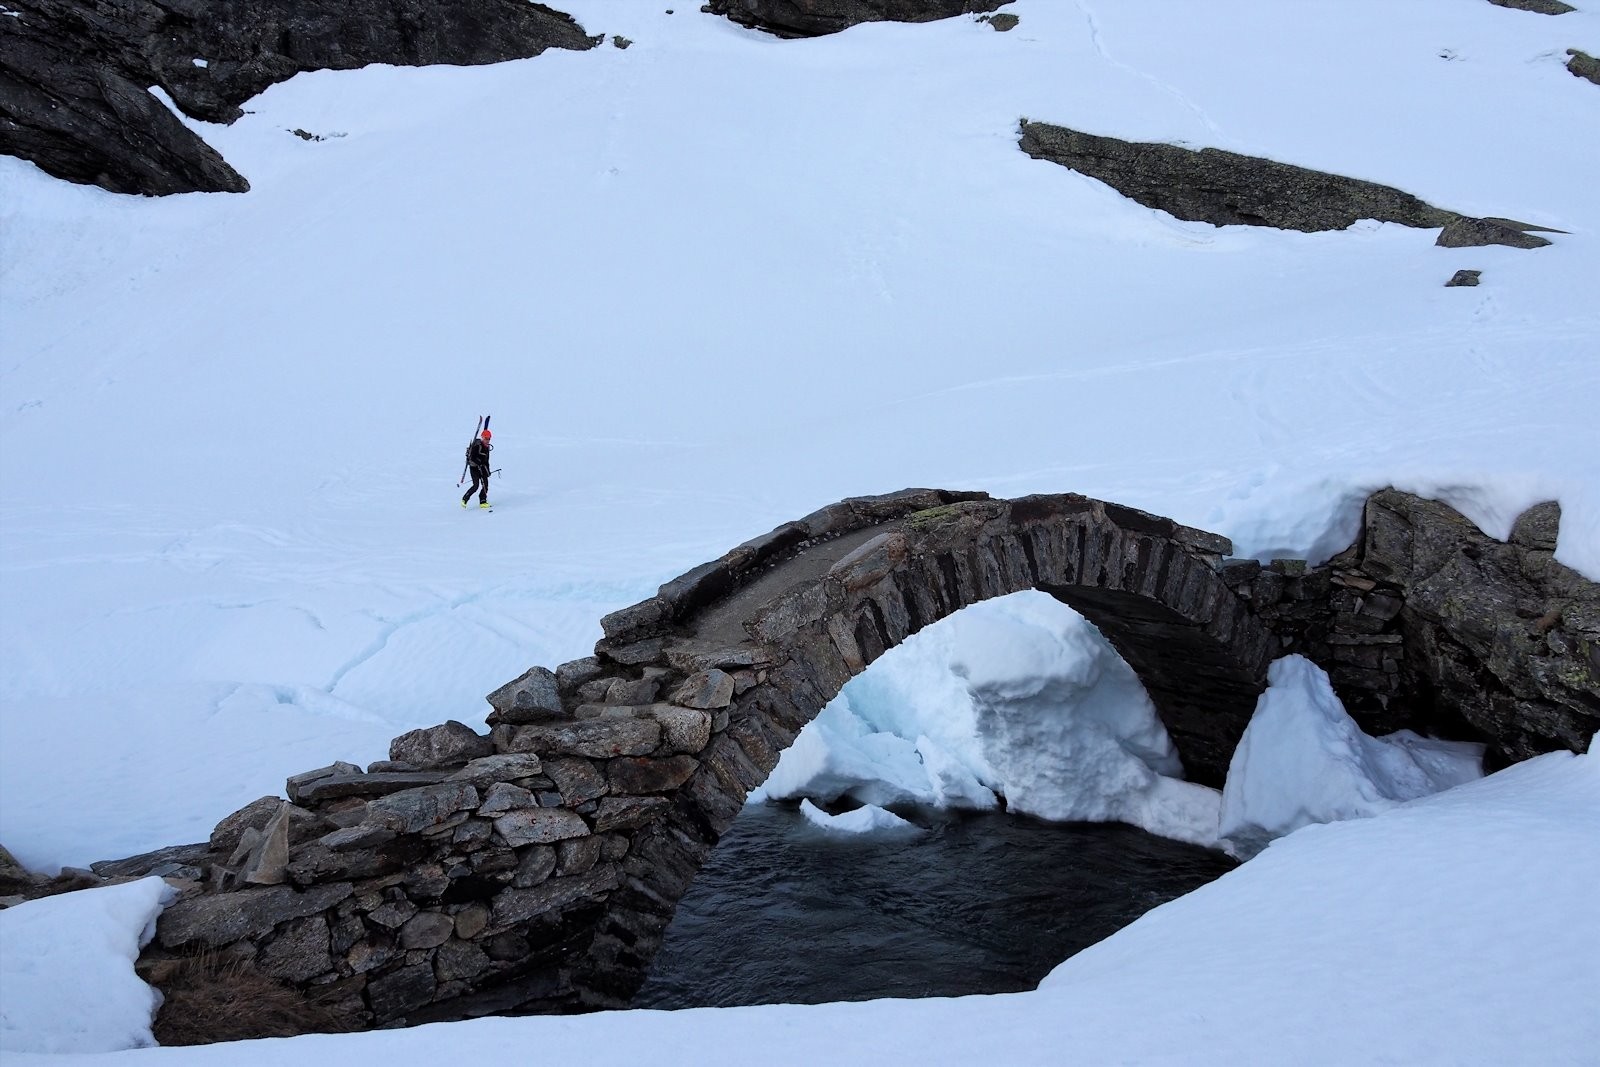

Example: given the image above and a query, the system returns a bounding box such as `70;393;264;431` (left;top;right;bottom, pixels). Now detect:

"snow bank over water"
1219;656;1484;858
758;598;1487;856
797;799;921;834
0;878;174;1054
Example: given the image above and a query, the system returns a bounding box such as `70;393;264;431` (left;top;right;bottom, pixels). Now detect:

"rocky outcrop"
704;0;1005;38
0;0;598;196
1017;122;1554;249
1568;49;1600;86
1224;491;1598;767
1486;0;1575;13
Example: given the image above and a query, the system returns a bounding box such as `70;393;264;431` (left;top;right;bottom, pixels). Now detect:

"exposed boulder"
0;0;598;196
705;0;1005;38
1017;122;1551;250
486;666;563;723
1486;0;1575;12
1445;269;1482;287
389;721;494;768
1568;49;1600;86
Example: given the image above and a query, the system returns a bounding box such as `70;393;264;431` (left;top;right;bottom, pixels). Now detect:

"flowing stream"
634;802;1237;1009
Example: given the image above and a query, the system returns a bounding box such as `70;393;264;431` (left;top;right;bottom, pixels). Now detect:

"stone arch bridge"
138;486;1593;1031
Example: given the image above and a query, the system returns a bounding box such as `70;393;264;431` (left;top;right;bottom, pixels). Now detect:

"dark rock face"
1486;0;1575;13
1568;49;1600;86
1358;492;1598;766
1018;121;1551;250
1227;491;1599;767
705;0;1004;38
0;0;597;196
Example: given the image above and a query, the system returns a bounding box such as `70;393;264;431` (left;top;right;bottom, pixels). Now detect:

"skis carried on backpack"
457;414;489;486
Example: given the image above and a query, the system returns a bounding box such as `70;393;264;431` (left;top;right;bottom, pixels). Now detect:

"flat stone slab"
158;882;352;949
293;771;453;804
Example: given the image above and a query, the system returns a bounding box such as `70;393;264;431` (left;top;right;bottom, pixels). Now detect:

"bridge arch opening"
630;590;1236;1008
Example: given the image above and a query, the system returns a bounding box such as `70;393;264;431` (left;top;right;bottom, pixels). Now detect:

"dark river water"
634;801;1237;1009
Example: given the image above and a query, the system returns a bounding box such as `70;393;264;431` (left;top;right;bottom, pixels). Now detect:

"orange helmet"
480;429;492;441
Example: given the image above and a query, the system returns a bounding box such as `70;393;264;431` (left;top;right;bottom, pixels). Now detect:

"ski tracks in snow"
1074;0;1224;143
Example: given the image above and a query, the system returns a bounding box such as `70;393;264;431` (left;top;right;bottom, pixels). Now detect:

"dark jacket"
466;438;491;471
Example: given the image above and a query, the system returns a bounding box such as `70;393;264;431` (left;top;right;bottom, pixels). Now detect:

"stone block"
256;915;332;983
555;656;606;692
448;753;544;788
606;755;699;795
453;903;491;941
398;912;455;950
557;836;602;876
365;782;481;833
485;666;562;721
513;845;558;888
478;782;536;815
367;964;437;1020
600;597;670;640
285;761;362;801
592;795;670;833
157;882;352;949
493;808;590;847
668;671;736;713
826;532;909;592
389;721;493;768
498;718;661;759
434;938;492;982
647;706;713;754
318;824;396;853
543;758;608;805
294;771;454;804
606;675;662;705
491;864;619;927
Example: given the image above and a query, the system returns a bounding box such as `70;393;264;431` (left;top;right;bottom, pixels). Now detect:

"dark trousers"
463;467;490;504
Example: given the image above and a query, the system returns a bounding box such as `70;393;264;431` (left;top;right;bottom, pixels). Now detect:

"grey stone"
237;802;292;885
368;898;418;929
347;937;397;975
1445;269;1482;287
453;819;494;849
1436;216;1552;250
672;669;737;709
512;846;558;888
319;825;397;852
435;938;492;981
544;758;609;805
592;795;671;833
448;753;544;788
600;597;671;640
453;903;491;940
486;666;562;721
366;782;480;833
493;809;590;847
648;706;714;754
208;796;286;854
497;718;661;759
403;863;451;900
398;912;455;949
90;842;210;880
555;656;606;692
389;721;493;768
556;836;602;876
368;964;437;1020
478;782;537;815
256;915;331;982
606;675;663;704
157;883;352;949
1569;49;1600;85
285;761;362;801
491;864;619;926
294;771;454;804
606;755;699;794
